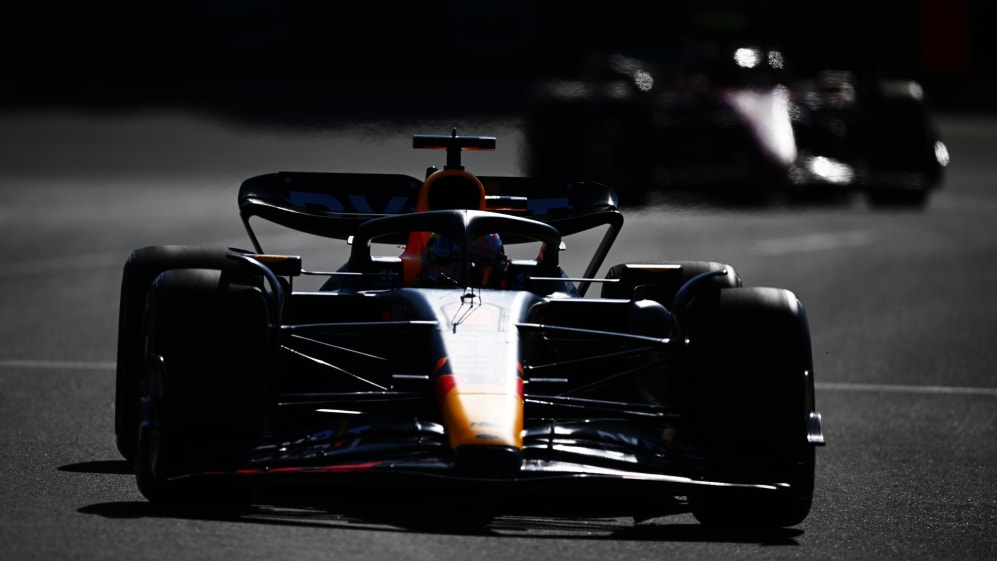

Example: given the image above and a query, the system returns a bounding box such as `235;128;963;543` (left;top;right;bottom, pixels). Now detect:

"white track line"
755;230;874;256
0;359;116;371
2;359;994;397
816;382;997;397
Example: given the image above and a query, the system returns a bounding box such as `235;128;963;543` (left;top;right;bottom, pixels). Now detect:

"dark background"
2;0;994;121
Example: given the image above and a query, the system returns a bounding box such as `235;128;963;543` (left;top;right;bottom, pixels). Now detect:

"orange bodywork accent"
400;168;487;285
435;374;524;450
416;168;486;212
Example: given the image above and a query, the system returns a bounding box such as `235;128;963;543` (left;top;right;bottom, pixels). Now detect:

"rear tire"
600;261;741;306
681;286;818;529
135;267;270;506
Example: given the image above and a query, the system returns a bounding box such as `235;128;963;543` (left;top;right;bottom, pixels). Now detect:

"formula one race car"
114;129;825;529
523;47;949;208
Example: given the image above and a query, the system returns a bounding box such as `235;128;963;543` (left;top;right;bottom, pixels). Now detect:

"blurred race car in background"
790;69;949;206
522;44;949;208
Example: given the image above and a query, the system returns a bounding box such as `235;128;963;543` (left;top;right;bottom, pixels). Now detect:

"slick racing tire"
135;267;269;507
681;286;818;529
115;245;240;462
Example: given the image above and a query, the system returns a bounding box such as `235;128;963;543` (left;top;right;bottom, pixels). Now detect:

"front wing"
161;415;794;506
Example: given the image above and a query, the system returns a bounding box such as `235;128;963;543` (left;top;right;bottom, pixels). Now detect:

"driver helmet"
422;232;508;287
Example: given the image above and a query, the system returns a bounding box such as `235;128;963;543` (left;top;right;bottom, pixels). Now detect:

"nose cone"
437;382;524;445
425;289;535;476
435;377;525;475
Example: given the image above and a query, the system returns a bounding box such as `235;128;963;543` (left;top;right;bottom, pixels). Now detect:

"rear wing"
239;171;623;291
238;171;622;244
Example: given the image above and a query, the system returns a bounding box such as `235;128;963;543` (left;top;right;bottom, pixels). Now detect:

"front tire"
135;267;270;506
681;286;818;529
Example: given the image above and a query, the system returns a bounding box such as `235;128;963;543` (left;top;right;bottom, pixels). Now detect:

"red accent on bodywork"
179;462;386;480
433;356;449;375
435;373;457;401
264;462;382;473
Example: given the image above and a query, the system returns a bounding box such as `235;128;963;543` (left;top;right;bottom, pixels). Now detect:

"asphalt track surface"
1;108;995;560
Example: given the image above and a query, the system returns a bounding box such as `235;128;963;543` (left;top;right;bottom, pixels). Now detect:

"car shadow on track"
64;460;805;544
59;460;134;475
